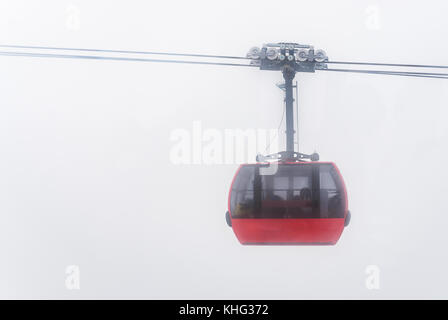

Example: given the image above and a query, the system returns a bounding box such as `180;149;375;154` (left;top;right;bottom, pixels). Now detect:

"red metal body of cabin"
227;162;348;245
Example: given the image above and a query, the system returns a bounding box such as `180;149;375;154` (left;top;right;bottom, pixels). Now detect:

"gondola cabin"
226;162;350;245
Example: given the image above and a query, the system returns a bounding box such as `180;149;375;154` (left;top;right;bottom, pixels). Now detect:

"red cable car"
223;62;351;245
225;160;350;245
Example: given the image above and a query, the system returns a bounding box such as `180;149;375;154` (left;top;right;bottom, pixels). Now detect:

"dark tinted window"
319;164;346;219
230;163;346;219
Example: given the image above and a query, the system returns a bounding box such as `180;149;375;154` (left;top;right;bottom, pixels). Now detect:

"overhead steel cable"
0;51;257;68
326;60;448;69
0;44;250;60
2;46;448;79
319;68;448;79
323;68;448;77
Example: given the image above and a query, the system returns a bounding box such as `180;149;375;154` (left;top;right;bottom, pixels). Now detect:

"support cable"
0;44;250;60
319;68;448;79
0;51;256;68
326;60;448;69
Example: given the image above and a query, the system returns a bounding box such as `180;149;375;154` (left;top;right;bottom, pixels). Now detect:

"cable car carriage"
226;152;350;245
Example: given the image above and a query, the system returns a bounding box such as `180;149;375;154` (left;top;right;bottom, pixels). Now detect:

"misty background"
0;0;447;299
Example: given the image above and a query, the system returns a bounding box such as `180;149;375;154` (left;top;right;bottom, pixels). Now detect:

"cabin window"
230;164;346;219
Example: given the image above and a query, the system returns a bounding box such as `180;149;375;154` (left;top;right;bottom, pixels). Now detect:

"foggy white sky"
0;0;447;299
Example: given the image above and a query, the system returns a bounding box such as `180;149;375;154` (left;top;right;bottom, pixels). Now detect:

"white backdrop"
0;0;447;299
